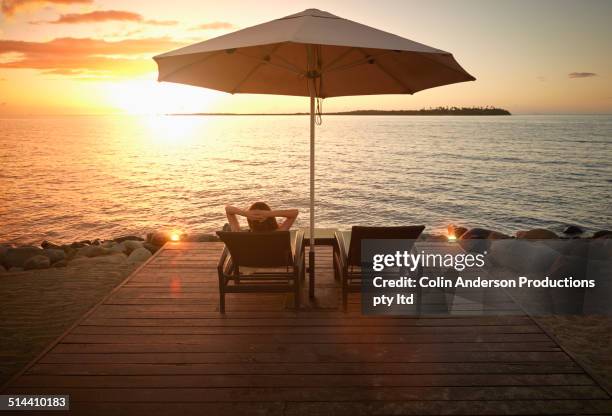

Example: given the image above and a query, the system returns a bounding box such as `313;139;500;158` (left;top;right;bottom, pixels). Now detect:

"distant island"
171;106;511;116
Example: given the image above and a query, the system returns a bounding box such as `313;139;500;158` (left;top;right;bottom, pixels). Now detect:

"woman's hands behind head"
245;209;269;222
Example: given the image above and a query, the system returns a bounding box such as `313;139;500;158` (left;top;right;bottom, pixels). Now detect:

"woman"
225;202;298;232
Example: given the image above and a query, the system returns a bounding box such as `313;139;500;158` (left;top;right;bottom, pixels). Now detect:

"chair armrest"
334;231;348;272
217;246;230;275
293;229;305;269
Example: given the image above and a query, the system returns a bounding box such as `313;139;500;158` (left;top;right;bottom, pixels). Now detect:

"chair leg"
219;290;225;314
218;275;226;314
294;277;300;310
332;245;340;281
342;274;348;312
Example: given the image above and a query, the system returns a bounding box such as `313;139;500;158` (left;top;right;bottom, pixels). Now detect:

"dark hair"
247;201;279;232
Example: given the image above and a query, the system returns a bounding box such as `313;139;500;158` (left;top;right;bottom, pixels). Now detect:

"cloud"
568;72;597;79
0;37;183;55
145;19;177;26
0;36;186;77
29;9;178;25
2;0;92;16
190;21;234;30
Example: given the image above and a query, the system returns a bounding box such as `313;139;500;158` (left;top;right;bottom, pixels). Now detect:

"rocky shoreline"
428;225;611;242
1;226;610;274
0;231;219;273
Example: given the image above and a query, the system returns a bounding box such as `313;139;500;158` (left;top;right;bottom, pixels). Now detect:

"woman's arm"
225;205;246;231
267;209;299;231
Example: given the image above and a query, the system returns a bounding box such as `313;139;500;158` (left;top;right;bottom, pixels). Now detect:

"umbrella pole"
308;85;315;299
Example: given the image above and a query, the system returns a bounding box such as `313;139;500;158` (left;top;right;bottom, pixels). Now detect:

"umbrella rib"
230;45;284;94
320;47;356;72
157;51;222;82
356;48;415;94
230;63;264;94
320;51;391;75
268;51;303;74
234;50;304;76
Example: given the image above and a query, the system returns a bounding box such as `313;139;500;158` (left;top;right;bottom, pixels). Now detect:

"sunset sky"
1;0;611;115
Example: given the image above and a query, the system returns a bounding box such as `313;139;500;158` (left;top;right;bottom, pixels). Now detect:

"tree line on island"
173;106;511;116
324;106;511;116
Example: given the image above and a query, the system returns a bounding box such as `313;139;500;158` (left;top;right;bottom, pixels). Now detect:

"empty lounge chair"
334;226;425;311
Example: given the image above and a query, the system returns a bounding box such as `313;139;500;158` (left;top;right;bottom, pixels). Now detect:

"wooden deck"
3;242;611;415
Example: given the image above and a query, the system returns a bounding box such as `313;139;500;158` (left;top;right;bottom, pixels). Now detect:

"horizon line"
2;111;612;117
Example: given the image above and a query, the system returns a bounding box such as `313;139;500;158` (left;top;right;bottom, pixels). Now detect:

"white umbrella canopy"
153;8;475;298
154;8;474;97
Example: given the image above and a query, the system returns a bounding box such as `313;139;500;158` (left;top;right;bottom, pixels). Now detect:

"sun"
104;76;219;115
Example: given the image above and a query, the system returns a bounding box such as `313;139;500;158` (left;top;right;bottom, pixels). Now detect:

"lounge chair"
216;230;305;313
334;226;425;311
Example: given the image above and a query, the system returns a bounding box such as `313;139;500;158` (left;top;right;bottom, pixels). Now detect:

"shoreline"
2;226;609;274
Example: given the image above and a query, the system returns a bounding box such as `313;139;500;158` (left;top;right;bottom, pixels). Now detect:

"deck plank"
2;242;610;415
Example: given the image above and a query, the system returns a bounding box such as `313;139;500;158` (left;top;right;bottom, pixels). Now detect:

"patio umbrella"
153;8;475;296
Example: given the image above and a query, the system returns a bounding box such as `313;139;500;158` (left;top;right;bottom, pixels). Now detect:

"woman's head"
247;201;278;232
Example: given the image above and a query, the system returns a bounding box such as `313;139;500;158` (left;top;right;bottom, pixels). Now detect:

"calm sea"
1;115;611;244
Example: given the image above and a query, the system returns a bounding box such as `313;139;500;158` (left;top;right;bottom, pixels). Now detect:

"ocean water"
1;114;611;244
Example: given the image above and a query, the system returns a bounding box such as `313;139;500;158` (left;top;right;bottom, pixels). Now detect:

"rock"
183;233;219;242
52;259;68;268
143;242;160;254
127;247;152;264
106;242;125;254
563;225;584;235
114;235;144;243
558;239;590;258
460;228;487;239
41;240;62;250
593;230;612;239
489;240;561;273
459;228;510;254
0;245;10;266
122;240;143;254
70;241;89;249
69;253;127;266
76;245;112;258
23;255;51;270
109;242;123;251
62;246;77;260
3;246;45;268
460;228;510;240
516;229;558;240
105;240;141;255
147;231;170;247
44;248;66;264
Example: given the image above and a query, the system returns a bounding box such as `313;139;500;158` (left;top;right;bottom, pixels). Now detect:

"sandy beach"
0;263;136;385
536;315;612;393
